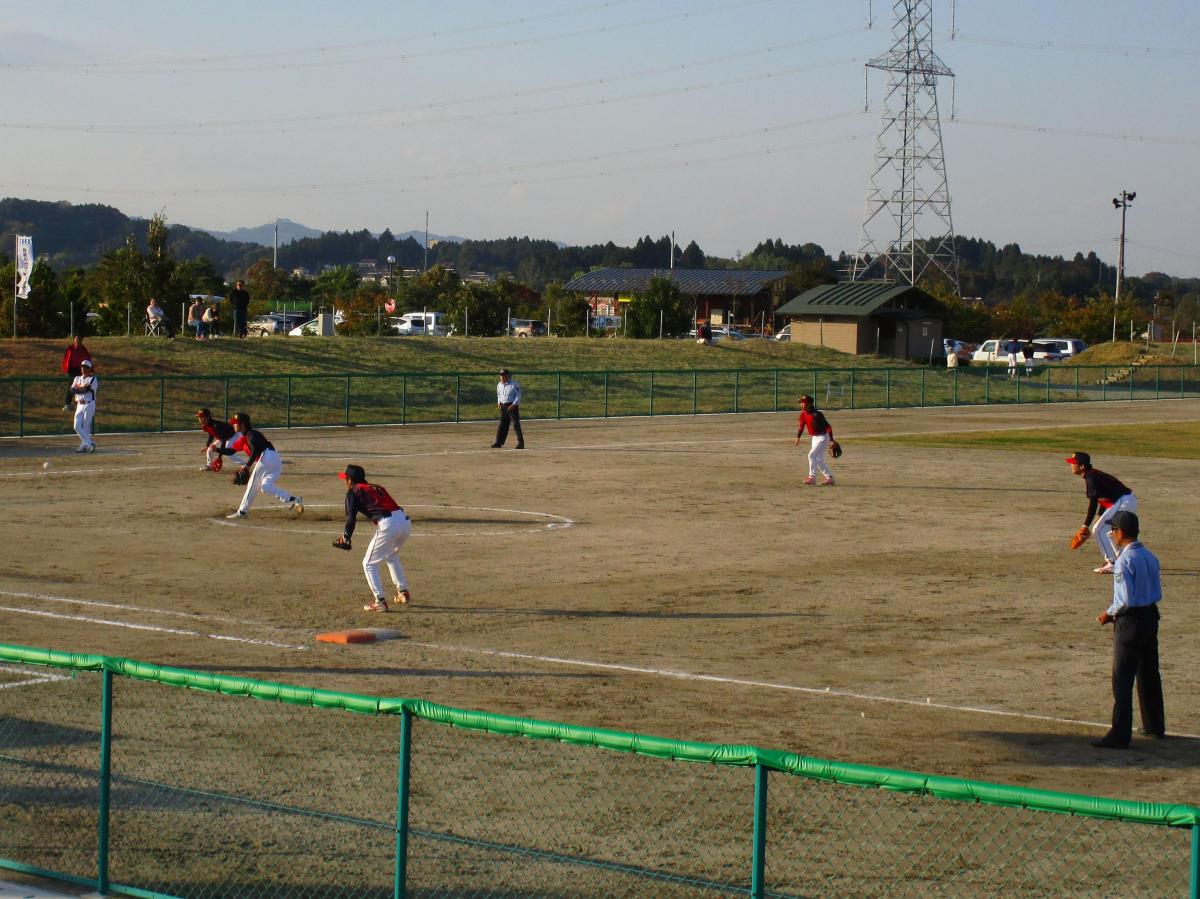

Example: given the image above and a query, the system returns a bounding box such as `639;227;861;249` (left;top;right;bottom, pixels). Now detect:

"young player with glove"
195;408;236;472
218;413;303;519
332;464;412;612
794;395;838;486
1066;451;1137;574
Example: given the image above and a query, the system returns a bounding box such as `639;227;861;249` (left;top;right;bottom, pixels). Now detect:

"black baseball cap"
339;464;366;484
499;368;511;376
1065;451;1091;466
1108;511;1139;536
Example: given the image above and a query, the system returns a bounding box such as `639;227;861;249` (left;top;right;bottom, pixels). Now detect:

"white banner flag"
15;235;33;300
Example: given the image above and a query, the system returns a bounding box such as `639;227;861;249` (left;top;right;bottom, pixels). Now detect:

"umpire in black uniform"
491;368;524;449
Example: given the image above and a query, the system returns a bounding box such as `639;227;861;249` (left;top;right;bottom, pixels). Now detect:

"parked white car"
1036;338;1087;358
391;311;449;336
971;339;1020;364
774;323;792;342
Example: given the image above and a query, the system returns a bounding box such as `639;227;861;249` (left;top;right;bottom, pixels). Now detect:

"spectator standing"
229;280;251;338
187;297;206;339
61;335;92;410
1092;511;1166;748
1005;338;1022;379
946;346;959;369
491;368;525;449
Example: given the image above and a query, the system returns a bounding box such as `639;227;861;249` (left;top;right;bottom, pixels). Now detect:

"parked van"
391;311;449;336
971;339;1020;364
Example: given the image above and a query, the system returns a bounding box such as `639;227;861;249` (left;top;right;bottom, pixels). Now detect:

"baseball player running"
218;413;303;519
195;408;236;471
1066;451;1137;573
332;464;412;612
68;359;98;453
794;394;838;485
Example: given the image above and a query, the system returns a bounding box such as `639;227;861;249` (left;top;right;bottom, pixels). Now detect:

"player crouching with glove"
333;464;412;612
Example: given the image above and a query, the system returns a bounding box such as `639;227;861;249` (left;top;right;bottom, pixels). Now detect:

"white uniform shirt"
72;374;97;405
496;379;521;405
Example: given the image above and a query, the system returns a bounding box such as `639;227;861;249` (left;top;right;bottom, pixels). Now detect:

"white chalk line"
407;641;1200;739
0;663;70;690
0;589;269;627
211;503;575;538
0;605;306;650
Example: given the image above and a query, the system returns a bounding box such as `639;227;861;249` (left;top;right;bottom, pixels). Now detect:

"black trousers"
494;404;524;447
1107;605;1165;743
233;307;248;338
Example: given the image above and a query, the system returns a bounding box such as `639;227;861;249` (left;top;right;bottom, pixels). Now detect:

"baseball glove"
332;537;352;551
830;440;843;459
1069;526;1090;550
210;456;223;473
232;467;250;486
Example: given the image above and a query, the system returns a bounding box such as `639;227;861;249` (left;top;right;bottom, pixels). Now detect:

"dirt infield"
2;399;1198;804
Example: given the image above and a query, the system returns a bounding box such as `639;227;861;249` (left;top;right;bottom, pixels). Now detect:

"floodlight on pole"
1111;190;1135;342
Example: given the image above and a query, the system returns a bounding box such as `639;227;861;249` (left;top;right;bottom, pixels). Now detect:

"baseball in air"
42;461;51;470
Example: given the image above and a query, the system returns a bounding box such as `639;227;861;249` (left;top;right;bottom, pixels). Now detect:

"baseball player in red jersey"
195;408;236;471
1066;451;1137;574
218;413;303;519
332;464;412;612
794;394;835;485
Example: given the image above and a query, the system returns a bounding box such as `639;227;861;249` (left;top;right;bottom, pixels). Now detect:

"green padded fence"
3;364;1199;438
2;643;1198;897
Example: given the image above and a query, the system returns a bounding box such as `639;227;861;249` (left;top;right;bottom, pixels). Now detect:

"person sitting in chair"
146;299;176;338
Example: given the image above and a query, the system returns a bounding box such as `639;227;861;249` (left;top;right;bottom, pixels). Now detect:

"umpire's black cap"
1108;510;1139;537
339;464;366;484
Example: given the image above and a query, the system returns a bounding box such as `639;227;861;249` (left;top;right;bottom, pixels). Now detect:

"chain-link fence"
2;645;1197;898
3;364;1198;438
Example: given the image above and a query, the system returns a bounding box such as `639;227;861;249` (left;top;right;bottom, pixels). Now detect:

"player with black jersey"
1066;451;1137;574
218;412;303;519
195;408;236;472
332;464;412;612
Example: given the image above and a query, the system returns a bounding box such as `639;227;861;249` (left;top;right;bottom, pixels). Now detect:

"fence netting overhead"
3;364;1198;437
1;646;1197;898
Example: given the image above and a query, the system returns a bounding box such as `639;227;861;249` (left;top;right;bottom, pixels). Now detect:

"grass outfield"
859;420;1200;460
1;334;909;379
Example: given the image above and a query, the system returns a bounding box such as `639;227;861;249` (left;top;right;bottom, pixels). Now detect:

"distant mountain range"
202;218;467;248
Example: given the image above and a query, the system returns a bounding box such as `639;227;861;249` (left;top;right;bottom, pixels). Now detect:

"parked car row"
971;337;1086;365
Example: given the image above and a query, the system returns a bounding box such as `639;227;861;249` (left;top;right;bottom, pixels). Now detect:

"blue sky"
1;1;1197;276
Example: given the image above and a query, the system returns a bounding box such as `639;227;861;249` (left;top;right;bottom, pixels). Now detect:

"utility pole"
424;211;429;272
852;0;960;294
273;221;279;269
1111;190;1135;342
670;230;675;270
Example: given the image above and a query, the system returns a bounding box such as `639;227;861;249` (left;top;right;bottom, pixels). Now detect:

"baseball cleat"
395;589;412;606
1094;561;1115;574
289;496;304;515
225;510;246;519
364;598;388;613
87;444;96;453
802;476;816;486
820;477;836;486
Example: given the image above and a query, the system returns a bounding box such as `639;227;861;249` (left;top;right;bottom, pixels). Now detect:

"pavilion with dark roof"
774;281;946;358
562;268;789;333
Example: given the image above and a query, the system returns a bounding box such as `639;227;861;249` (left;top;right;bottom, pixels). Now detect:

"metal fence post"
920;369;925;407
885;369;891;408
1102;367;1108;401
1075;366;1080;401
1044;367;1050;403
1015;368;1021;404
97;668;114;895
1129;368;1134;401
286;377;293;429
734;370;740;413
556;372;562;420
952;367;958;406
849;369;856;410
984;365;990;405
159;377;165;432
692;370;698;415
17;379;24;437
649;371;655;416
773;368;779;411
455;375;462;423
603;372;609;418
401;375;408;425
751;764;768;899
394;708;413;899
344;376;352;426
1155;366;1160;399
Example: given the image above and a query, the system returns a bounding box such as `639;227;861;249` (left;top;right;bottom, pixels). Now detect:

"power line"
0;30;867;134
2;0;785;76
949;118;1200;148
951;33;1200;61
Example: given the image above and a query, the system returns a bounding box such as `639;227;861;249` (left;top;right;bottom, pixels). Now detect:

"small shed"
775;282;945;358
563;268;789;333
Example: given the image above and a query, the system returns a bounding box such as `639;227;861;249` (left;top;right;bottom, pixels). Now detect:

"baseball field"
3;396;1198;801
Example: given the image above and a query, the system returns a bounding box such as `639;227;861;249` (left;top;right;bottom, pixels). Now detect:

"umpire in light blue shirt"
1091;511;1166;749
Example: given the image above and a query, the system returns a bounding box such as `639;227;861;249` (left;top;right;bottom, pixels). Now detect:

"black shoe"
1091;736;1129;749
515;444;525;449
1140;730;1166;739
490;443;502;448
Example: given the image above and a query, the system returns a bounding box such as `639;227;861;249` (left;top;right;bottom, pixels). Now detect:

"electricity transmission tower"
851;0;960;294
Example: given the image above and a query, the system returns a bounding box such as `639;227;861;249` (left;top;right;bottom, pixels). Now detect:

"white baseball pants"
362;514;411;599
1093;494;1138;563
73;402;95;450
808;434;833;480
237;449;293;514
